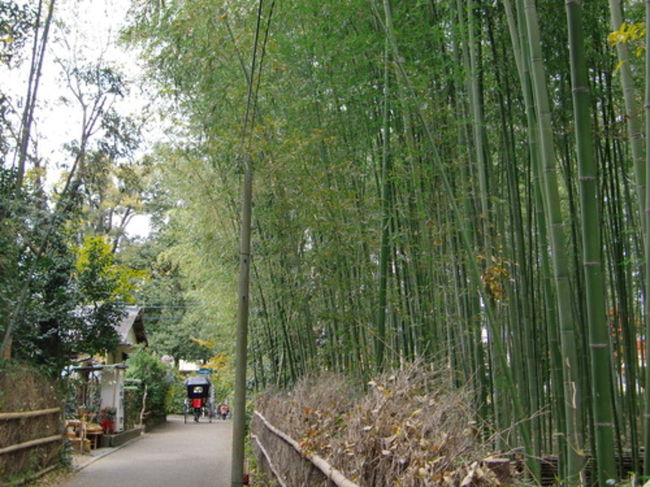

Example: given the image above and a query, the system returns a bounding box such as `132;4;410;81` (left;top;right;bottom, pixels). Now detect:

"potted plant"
99;407;116;434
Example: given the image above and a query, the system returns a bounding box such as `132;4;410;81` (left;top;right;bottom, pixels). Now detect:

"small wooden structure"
71;306;147;435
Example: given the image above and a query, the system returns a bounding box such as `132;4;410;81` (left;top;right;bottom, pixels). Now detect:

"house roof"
74;305;148;347
116;306;147;346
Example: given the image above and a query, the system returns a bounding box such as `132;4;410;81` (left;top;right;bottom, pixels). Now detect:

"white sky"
3;0;152;237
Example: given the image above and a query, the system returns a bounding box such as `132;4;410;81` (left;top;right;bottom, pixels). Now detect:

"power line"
134;305;201;309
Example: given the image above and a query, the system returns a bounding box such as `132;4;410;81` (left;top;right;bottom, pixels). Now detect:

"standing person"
218;403;230;420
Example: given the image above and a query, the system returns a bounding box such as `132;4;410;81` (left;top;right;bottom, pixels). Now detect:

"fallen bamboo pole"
251;434;289;487
0;408;61;421
254;411;359;487
0;434;63;456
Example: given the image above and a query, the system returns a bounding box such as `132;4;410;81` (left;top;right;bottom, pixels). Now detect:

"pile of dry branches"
255;364;512;486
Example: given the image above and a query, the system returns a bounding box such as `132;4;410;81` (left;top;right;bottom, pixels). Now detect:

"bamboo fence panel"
253;410;359;487
0;435;63;456
0;408;61;421
251;433;289;487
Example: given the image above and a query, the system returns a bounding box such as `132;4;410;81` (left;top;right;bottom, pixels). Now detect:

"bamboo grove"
126;0;650;484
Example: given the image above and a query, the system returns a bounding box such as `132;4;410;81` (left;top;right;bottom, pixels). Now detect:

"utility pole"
230;156;253;487
229;0;272;482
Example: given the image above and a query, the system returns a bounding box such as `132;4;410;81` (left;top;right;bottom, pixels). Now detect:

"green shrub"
124;382;142;429
125;348;174;418
167;377;187;414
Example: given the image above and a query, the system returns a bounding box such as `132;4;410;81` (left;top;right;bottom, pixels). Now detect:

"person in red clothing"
192;397;204;421
184;376;211;423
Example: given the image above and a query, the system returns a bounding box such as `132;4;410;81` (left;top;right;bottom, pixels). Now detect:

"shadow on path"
58;415;233;487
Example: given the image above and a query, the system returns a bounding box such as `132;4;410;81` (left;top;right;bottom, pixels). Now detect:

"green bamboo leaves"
126;0;650;483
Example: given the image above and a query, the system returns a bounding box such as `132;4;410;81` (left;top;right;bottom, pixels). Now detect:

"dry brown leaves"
256;371;357;456
256;364;514;487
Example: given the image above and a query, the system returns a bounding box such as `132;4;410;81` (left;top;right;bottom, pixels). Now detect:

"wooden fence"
251;410;359;487
251;411;521;487
0;407;64;485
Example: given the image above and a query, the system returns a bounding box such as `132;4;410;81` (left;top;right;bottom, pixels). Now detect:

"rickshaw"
183;375;212;423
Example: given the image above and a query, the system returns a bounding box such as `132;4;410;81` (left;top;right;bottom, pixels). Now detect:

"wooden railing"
252;410;359;487
0;407;61;421
0;407;63;484
0;407;63;455
252;411;517;486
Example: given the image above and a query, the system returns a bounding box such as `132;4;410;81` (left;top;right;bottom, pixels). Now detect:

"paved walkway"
58;416;232;487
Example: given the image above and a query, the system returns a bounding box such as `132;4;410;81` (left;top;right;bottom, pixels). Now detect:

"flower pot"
100;418;114;434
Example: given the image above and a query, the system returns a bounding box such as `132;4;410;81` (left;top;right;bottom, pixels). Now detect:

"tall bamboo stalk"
467;0;491;248
643;0;650;475
381;0;534;464
517;0;585;481
565;2;617;484
375;6;392;370
450;3;490;426
607;0;646;225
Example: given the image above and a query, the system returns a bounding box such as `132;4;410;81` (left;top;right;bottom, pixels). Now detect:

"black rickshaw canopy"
184;375;211;399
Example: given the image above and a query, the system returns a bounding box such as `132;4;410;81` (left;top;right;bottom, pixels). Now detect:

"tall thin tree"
15;0;56;190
